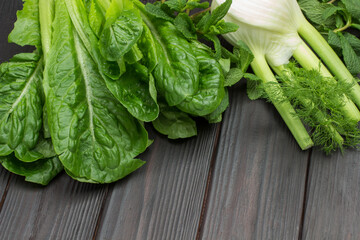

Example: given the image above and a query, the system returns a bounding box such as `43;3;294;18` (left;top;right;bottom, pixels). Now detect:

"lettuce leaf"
43;0;148;183
0;53;44;162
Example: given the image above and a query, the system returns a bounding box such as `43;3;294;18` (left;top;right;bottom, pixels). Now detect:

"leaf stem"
351;23;360;31
298;19;360;109
39;0;54;57
293;40;360;122
327;0;337;4
293;41;332;77
334;15;352;33
97;0;111;12
251;55;314;150
190;7;211;20
334;24;351;33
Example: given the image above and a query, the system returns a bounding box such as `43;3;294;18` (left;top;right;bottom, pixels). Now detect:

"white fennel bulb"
212;0;306;66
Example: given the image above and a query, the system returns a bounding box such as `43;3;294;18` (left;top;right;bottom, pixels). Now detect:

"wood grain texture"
94;125;220;240
0;166;11;205
301;150;360;240
199;84;310;240
0;173;108;240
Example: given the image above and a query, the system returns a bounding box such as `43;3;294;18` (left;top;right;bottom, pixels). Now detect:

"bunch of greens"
0;0;235;185
213;0;360;153
299;0;360;77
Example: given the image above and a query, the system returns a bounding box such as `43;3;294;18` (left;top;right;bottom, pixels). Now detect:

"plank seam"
0;173;12;215
195;123;223;240
92;184;112;240
297;149;313;240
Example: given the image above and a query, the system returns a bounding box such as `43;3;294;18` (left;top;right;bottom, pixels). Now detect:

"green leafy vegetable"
0;0;234;184
175;13;197;40
164;0;187;12
105;63;160;122
99;9;143;61
0;53;44;162
0;155;63;185
225;68;243;87
177;42;225;116
137;5;201;106
66;0;159;122
44;0;148;183
205;89;229;123
8;0;41;47
153;104;197;139
144;3;174;22
339;32;360;75
341;0;360;20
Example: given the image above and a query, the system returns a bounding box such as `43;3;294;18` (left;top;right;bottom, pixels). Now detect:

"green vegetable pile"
0;0;236;185
2;0;360;185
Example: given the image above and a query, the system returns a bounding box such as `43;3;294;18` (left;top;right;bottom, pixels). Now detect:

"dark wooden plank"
301;150;360;239
94;124;220;240
199;84;310;240
0;173;108;240
0;166;11;203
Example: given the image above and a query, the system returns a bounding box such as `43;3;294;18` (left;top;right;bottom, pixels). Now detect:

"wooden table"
1;1;360;239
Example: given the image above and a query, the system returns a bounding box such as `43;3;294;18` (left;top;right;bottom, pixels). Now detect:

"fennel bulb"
212;0;304;66
213;0;360;153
